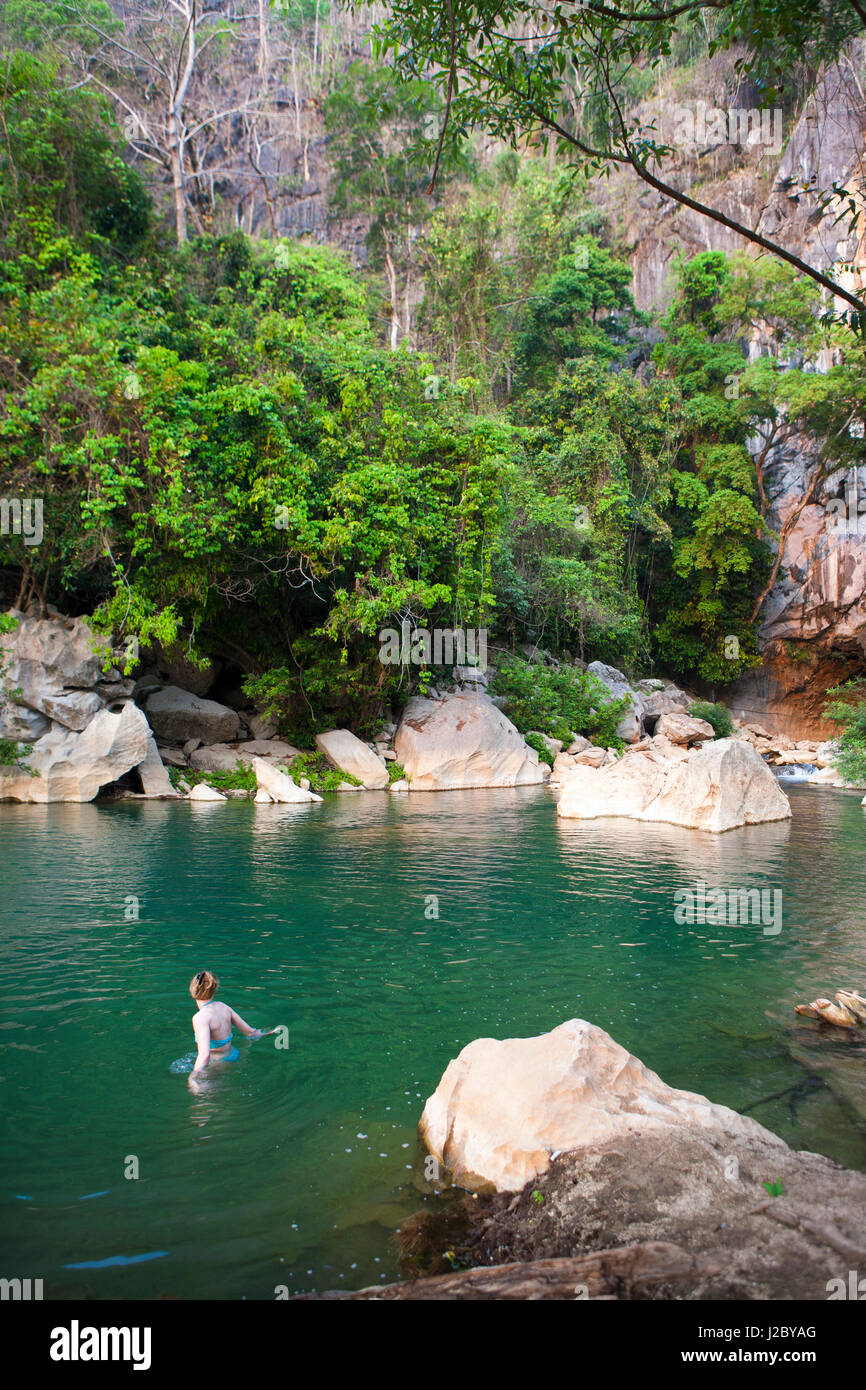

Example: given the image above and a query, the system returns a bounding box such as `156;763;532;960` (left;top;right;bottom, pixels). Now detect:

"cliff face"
605;46;866;735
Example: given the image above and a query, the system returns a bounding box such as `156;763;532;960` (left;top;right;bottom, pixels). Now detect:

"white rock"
557;756;668;820
420;1018;782;1193
558;737;791;833
1;609;110;695
315;728;388;789
572;745;607;768
135;734;178;798
189;782;226;801
0;702;150;803
552;752;577;782
36;689;103;732
252;756;322;803
389;778;410;792
654;711;716;745
640;738;791;832
394;692;545;791
254;789;273;804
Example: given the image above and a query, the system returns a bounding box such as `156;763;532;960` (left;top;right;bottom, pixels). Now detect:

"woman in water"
188;970;276;1080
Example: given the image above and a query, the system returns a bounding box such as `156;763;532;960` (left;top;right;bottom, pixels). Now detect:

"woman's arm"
230;1007;273;1039
190;1016;211;1075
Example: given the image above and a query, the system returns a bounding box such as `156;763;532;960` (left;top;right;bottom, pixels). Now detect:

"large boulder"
315;728;388;790
144;685;239;745
586;661;644;743
394;692;545;791
1;610;111;731
637;737;792;832
653;710;715;745
557;755;668;820
420;1019;780;1193
0;702;150;803
557;737;790;833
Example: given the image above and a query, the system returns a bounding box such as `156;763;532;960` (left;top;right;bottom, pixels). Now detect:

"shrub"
493;656;628;748
823;680;866;785
688;700;733;738
523;731;555;766
169;763;256;793
286;751;362;793
387;760;406;784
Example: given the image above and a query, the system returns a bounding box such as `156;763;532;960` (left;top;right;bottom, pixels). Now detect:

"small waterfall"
774;763;818;782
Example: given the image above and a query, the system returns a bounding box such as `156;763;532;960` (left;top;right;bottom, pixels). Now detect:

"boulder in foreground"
420;1018;780;1193
394;692;545;791
637;737;791;832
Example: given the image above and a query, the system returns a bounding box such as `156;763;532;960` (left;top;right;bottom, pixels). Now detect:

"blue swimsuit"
208;1014;239;1062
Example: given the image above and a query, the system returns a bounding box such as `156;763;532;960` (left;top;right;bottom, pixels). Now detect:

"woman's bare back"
195;1000;234;1052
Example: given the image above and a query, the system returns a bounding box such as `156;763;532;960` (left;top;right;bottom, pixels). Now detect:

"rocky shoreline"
2;608;862;816
303;1021;866;1301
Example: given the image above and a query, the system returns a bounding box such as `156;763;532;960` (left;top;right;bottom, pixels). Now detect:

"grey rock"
248;712;279;741
189;743;247;774
145;686;239;745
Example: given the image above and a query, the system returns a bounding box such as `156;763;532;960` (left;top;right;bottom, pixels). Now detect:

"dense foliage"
824;682;866;786
1;27;861;735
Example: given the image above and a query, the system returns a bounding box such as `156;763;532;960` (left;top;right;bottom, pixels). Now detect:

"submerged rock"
420;1018;779;1193
394;692;545;791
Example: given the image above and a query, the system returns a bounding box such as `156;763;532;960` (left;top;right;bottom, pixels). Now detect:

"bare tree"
59;0;264;243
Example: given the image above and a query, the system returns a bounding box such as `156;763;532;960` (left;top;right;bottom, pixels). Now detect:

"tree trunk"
257;0;269;79
168;107;188;243
384;249;400;349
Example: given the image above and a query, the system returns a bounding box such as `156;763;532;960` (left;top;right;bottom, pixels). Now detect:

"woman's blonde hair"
190;969;219;1002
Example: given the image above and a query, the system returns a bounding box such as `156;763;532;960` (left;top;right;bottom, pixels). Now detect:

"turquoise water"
1;783;865;1299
